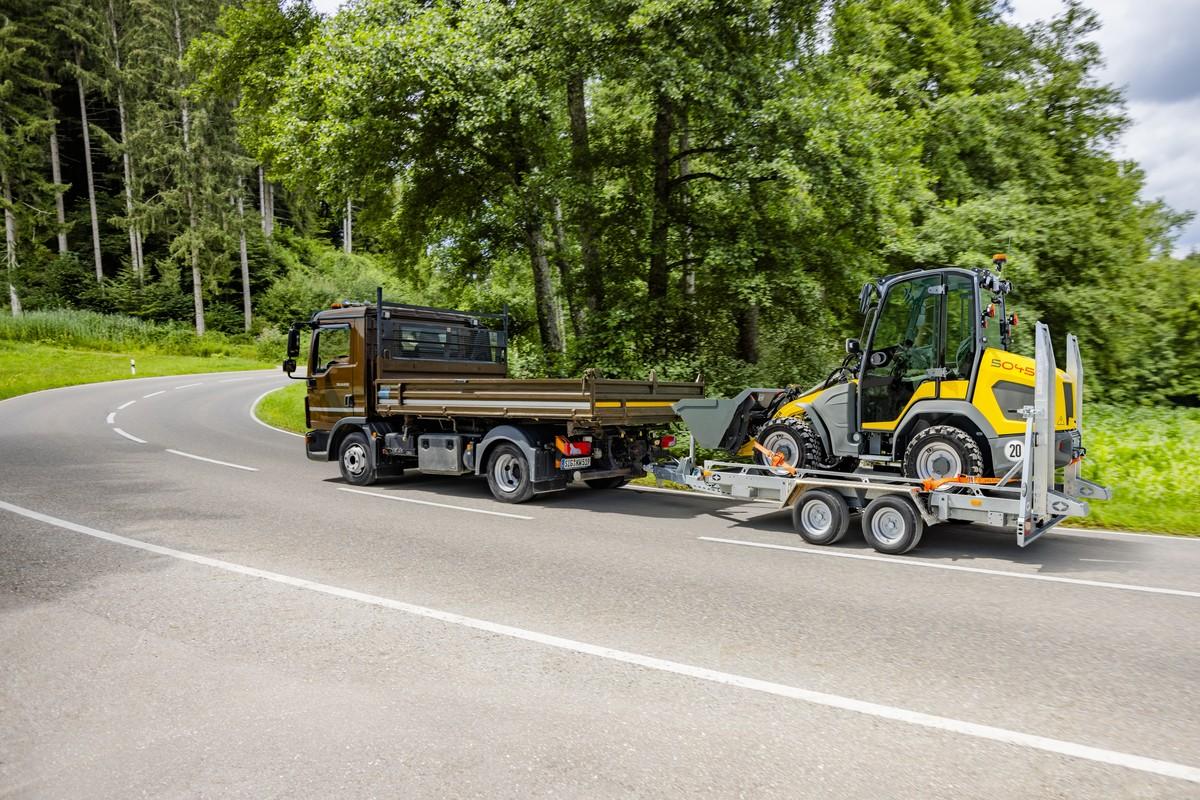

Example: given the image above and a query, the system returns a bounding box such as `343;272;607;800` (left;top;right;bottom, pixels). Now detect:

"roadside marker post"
130;358;136;375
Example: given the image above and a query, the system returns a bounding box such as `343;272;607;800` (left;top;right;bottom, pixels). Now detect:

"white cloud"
1010;0;1200;254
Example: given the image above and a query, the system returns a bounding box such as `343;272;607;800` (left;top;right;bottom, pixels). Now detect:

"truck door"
859;274;943;429
308;323;359;429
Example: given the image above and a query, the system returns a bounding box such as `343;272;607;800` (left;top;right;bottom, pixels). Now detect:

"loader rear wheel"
862;495;924;555
792;489;850;545
902;425;984;481
754;418;823;475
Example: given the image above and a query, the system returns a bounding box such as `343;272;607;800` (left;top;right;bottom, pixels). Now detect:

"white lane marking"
1053;527;1198;542
250;387;304;438
105;412;116;425
339;487;534;520
174;382;203;390
112;428;146;444
117;400;136;410
700;537;1200;599
0;499;1196;786
219;376;258;383
1080;558;1140;564
142;390;165;399
165;449;258;472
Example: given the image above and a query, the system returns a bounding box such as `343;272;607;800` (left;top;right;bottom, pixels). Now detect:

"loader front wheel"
754;418;823;475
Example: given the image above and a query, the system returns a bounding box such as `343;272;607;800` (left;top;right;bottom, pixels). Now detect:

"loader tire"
903;425;984;481
754;417;824;475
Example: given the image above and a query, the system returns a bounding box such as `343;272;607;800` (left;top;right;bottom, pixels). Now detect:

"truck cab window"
312;326;351;374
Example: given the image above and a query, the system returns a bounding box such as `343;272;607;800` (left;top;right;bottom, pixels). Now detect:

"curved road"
1;372;1198;797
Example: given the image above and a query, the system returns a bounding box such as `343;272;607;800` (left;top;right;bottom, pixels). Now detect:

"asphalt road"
1;371;1197;798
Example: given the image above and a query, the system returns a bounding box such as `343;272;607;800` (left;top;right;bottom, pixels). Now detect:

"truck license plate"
560;456;592;470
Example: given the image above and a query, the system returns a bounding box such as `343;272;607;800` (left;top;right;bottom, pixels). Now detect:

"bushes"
0;309;266;361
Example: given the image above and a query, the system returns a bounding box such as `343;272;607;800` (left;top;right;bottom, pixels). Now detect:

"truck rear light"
555;435;592;457
658;435;676;448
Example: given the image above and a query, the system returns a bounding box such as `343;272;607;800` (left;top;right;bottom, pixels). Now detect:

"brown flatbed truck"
283;291;704;503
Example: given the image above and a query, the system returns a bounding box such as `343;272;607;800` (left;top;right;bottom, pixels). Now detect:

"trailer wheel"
861;495;924;554
584;476;628;490
338;432;377;487
792;489;850;545
486;443;535;504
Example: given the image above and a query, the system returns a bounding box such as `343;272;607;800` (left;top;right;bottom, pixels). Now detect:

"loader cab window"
311;325;351;375
860;274;942;425
945;273;977;380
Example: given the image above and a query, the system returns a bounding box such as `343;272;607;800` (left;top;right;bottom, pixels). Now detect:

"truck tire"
861;495;924;554
338;431;377;486
486;443;535;504
754;417;823;475
584;476;629;490
902;425;984;480
792;488;850;545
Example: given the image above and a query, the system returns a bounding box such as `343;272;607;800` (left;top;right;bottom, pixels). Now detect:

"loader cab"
856;268;984;433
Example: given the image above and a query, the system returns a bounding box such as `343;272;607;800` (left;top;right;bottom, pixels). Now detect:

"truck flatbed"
375;374;704;426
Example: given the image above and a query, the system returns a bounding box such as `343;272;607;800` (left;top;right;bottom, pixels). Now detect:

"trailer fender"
474;426;542;477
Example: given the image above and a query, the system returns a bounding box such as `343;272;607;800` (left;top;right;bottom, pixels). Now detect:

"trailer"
649;322;1111;554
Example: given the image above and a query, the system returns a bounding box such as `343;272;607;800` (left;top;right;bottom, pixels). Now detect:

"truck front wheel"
486;443;535;504
338;432;377;486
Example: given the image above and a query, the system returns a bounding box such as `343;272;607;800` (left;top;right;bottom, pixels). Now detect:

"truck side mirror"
286;326;301;359
282;358;297;375
845;338;861;355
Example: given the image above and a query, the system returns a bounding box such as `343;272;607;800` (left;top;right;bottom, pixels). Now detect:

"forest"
2;0;1197;403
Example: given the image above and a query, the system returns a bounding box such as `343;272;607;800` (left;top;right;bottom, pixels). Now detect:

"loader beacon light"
993;253;1007;270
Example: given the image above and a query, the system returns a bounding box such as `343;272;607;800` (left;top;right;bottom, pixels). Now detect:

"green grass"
247;383;1199;536
255;381;308;432
1066;404;1200;535
0;342;269;400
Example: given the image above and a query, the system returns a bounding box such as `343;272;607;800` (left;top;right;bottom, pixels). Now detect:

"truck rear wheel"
338;432;377;486
861;495;924;554
792;488;850;545
486;443;535;504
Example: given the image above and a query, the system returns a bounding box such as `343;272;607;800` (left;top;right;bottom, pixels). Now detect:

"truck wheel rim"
492;453;523;493
914;442;962;479
800;499;833;536
871;507;907;546
343;443;367;477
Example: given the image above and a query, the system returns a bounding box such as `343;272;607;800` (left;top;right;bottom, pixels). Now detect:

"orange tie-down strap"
751;440;797;476
921;475;1004;492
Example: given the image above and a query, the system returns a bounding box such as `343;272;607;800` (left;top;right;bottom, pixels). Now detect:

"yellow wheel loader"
698;256;1084;482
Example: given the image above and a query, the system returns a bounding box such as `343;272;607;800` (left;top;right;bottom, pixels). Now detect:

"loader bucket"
673;388;783;452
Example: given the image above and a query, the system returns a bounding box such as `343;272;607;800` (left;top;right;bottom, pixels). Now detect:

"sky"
309;0;1198;255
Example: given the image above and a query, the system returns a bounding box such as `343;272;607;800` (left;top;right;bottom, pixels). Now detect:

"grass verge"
247;385;1199;536
255;381;308;432
0;342;269;400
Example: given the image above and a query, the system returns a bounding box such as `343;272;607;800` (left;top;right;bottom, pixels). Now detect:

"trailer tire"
338;432;377;486
793;489;851;545
486;443;535;504
584;476;629;490
862;495;924;554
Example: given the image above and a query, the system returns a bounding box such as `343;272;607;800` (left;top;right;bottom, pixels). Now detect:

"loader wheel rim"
762;431;800;468
492;452;523;493
914;442;962;480
871;507;907;546
342;443;368;477
800;499;834;536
